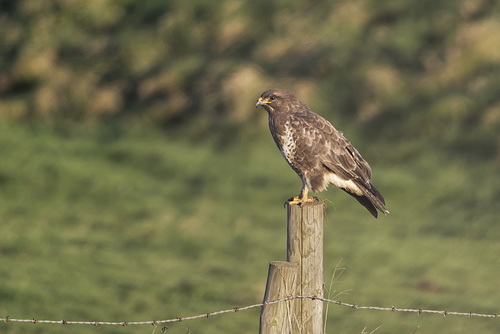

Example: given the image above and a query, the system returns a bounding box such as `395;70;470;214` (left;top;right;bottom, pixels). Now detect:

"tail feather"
343;183;389;218
344;190;378;218
365;184;388;213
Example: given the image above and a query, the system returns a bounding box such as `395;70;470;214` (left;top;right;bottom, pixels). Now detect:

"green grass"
0;122;499;333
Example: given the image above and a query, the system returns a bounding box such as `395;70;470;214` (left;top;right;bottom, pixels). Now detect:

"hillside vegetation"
1;1;500;333
2;0;500;160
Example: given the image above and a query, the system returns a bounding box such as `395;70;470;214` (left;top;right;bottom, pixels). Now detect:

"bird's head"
256;89;298;114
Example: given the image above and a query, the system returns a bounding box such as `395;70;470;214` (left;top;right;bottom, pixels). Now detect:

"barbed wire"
2;295;498;327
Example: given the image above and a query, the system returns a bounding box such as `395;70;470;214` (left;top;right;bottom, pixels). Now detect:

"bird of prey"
256;89;389;218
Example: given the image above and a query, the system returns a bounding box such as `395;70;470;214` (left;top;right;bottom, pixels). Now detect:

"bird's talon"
285;196;318;207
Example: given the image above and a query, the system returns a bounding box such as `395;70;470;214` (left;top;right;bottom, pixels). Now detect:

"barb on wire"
2;296;498;327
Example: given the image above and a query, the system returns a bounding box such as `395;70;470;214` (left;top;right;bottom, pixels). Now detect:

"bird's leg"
299;185;308;200
287;183;315;206
299;185;316;203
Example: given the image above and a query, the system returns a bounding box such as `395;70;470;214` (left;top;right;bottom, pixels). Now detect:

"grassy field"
0;121;499;334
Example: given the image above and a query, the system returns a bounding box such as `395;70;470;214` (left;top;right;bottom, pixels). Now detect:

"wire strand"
2;296;498;327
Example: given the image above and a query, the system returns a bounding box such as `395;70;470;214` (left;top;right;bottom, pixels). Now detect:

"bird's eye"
270;96;276;101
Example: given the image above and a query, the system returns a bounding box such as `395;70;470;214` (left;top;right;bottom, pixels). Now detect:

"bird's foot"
284;196;319;207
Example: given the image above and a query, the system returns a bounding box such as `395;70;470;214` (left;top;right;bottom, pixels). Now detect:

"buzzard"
256;89;389;218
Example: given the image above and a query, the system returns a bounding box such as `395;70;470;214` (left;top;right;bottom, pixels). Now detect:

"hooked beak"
255;97;268;108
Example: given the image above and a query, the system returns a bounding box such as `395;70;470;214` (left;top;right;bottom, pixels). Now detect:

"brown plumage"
256;89;389;218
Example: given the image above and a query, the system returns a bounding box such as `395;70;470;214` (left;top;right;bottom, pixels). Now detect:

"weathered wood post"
259;261;300;333
260;199;324;334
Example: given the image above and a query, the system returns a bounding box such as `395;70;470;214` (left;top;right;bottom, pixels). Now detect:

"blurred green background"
1;0;500;333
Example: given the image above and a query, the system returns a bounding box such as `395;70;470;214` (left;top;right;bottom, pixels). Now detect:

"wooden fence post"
260;199;324;334
259;261;300;333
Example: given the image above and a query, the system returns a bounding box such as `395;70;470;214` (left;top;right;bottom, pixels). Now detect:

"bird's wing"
290;109;372;186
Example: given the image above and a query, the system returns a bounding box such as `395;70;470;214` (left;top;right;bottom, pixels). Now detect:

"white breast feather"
280;121;295;163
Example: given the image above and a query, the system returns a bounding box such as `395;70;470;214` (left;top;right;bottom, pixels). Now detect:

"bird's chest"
270;117;297;165
280;122;297;163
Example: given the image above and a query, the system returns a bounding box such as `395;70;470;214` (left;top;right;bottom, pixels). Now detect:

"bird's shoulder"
286;107;342;142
